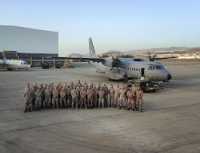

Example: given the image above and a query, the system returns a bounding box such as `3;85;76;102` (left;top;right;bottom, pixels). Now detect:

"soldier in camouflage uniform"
98;87;105;108
24;83;33;112
136;87;144;112
80;86;87;109
114;85;120;108
92;85;98;108
71;87;77;109
35;86;42;110
52;85;59;108
109;84;115;107
43;85;50;108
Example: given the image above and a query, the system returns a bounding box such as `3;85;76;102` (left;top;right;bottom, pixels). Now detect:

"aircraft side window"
156;66;159;69
148;66;153;70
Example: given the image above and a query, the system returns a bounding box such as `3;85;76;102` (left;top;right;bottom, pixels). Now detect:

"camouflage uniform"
103;84;109;107
76;86;81;108
98;87;105;108
136;87;144;112
80;87;87;109
44;87;51;108
114;85;120;107
24;83;32;112
60;87;66;108
92;86;98;108
119;87;126;109
110;85;115;107
131;87;137;111
87;87;93;108
127;89;133;110
71;88;77;109
52;86;59;108
35;88;42;110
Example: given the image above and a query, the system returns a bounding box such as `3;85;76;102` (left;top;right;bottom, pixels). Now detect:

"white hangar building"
0;25;58;54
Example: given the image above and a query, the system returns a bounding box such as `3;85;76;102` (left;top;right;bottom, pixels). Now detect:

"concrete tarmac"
0;62;200;153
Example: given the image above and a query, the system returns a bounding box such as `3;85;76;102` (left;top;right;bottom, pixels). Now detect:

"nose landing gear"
128;80;160;92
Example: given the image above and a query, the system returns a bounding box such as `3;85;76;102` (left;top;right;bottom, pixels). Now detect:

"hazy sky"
1;0;200;55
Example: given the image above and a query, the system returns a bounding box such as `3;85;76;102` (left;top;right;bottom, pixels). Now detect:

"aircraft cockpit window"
156;65;162;70
21;60;27;64
149;65;161;70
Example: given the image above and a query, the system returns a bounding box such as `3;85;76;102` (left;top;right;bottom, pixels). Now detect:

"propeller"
147;52;157;61
111;57;122;68
147;51;177;61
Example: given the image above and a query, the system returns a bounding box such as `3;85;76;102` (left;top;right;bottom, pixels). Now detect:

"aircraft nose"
167;73;172;80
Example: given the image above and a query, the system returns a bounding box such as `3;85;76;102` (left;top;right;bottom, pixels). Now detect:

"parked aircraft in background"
56;38;172;83
0;51;30;70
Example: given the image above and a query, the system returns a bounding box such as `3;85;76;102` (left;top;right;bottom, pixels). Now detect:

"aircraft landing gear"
124;74;128;82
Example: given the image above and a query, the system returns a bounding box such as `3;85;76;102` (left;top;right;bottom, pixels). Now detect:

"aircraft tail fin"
89;37;96;58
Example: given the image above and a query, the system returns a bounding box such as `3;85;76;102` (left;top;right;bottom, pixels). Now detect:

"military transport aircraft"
57;38;172;84
0;51;31;70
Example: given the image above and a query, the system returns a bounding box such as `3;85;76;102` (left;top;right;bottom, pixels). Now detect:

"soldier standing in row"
66;85;71;108
92;86;98;108
60;86;66;108
80;86;87;108
44;85;50;108
114;85;120;107
127;88;133;110
110;85;115;107
71;87;77;109
98;87;105;108
24;81;144;112
52;85;59;108
136;87;144;112
87;86;93;108
35;86;42;110
119;86;126;109
24;82;33;112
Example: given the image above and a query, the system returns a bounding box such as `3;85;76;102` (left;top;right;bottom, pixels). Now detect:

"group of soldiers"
24;80;144;112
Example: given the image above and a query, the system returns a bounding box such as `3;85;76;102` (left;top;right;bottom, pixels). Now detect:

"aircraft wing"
54;57;105;63
153;56;177;60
